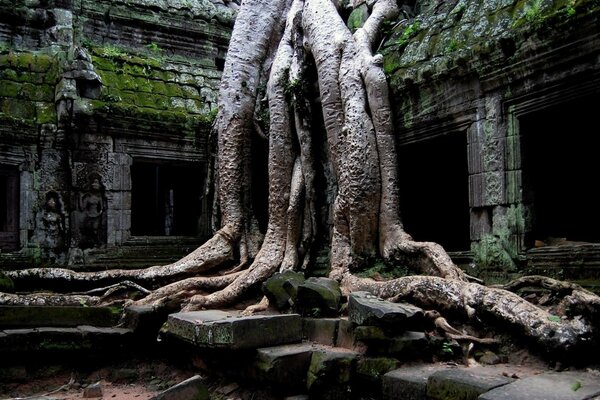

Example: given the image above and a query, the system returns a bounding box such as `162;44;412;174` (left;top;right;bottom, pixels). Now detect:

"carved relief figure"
79;174;106;248
41;191;66;251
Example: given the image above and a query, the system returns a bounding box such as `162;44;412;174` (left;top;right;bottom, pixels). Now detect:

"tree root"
342;273;598;355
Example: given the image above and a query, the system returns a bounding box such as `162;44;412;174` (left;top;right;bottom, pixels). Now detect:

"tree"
2;0;599;360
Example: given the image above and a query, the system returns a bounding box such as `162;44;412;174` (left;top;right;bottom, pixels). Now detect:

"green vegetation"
394;21;422;48
0;50;58;126
355;259;411;280
0;272;14;292
524;0;544;25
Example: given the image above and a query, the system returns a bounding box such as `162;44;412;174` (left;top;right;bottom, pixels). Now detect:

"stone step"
387;365;599;400
427;368;515;400
163;310;303;350
0;325;133;355
254;343;317;392
479;371;600;400
0;305;121;329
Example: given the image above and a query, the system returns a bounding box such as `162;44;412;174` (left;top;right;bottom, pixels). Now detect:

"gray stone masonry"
0;305;120;328
348;291;425;331
302;318;339;346
254;343;316;391
164;311;303;349
382;365;447;400
0;326;132;354
427;368;514;400
479;371;600;400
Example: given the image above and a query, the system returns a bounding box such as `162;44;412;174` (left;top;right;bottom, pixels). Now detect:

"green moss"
0;272;14;292
0;80;21;97
356;357;399;379
36;102;56;124
0;98;36;120
355;259;411;280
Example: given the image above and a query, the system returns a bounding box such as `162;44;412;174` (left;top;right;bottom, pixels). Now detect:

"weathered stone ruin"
0;0;234;269
1;0;599;290
2;0;600;398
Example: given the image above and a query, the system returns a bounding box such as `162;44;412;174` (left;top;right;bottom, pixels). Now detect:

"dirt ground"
0;359;194;400
2;344;598;400
0;352;559;400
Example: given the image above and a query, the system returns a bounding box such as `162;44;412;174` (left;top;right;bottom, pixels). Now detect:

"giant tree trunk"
1;0;599;358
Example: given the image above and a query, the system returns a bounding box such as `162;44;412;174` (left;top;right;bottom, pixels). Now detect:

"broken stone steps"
0;325;133;356
163;310;303;349
382;366;600;400
0;305;121;328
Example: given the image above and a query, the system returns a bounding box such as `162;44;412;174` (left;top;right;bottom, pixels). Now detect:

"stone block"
255;343;315;391
382;365;446;400
262;271;306;310
164;311;302;349
505;170;522;204
0;305;120;328
469;174;484;208
295;277;341;317
348;291;424;331
479;371;600;400
427;368;514;400
380;331;429;358
303;318;339;346
355;357;399;388
83;382;103;398
307;347;358;398
335;318;358;350
151;375;209;400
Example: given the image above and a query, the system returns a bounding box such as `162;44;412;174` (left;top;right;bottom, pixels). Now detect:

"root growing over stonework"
1;0;599;361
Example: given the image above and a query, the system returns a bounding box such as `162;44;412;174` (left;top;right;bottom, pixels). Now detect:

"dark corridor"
398;133;471;252
520;93;600;245
0;166;19;251
131;161;204;236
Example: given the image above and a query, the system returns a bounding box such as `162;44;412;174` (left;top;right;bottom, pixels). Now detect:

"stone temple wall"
381;0;600;289
0;0;235;268
2;0;600;290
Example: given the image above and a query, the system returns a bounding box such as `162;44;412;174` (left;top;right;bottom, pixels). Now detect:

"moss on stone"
0;272;14;292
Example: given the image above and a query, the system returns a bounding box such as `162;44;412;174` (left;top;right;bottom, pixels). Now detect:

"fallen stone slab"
348;291;424;331
479;370;600;400
151;375;209;400
382;365;448;400
427;368;514;400
164;311;302;349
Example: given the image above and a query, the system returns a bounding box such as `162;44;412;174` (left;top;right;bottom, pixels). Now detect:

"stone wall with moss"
381;0;600;287
0;0;235;268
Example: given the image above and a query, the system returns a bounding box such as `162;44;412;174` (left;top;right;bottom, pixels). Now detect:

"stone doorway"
520;93;600;246
130;160;205;237
0;165;19;251
397;133;471;252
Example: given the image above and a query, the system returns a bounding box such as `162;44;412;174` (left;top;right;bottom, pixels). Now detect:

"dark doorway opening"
520;93;600;245
131;160;205;236
0;166;20;251
398;133;470;252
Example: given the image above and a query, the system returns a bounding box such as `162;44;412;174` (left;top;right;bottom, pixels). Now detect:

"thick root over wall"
2;0;599;361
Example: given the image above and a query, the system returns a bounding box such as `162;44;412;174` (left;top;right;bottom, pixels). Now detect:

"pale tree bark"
1;0;598;358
